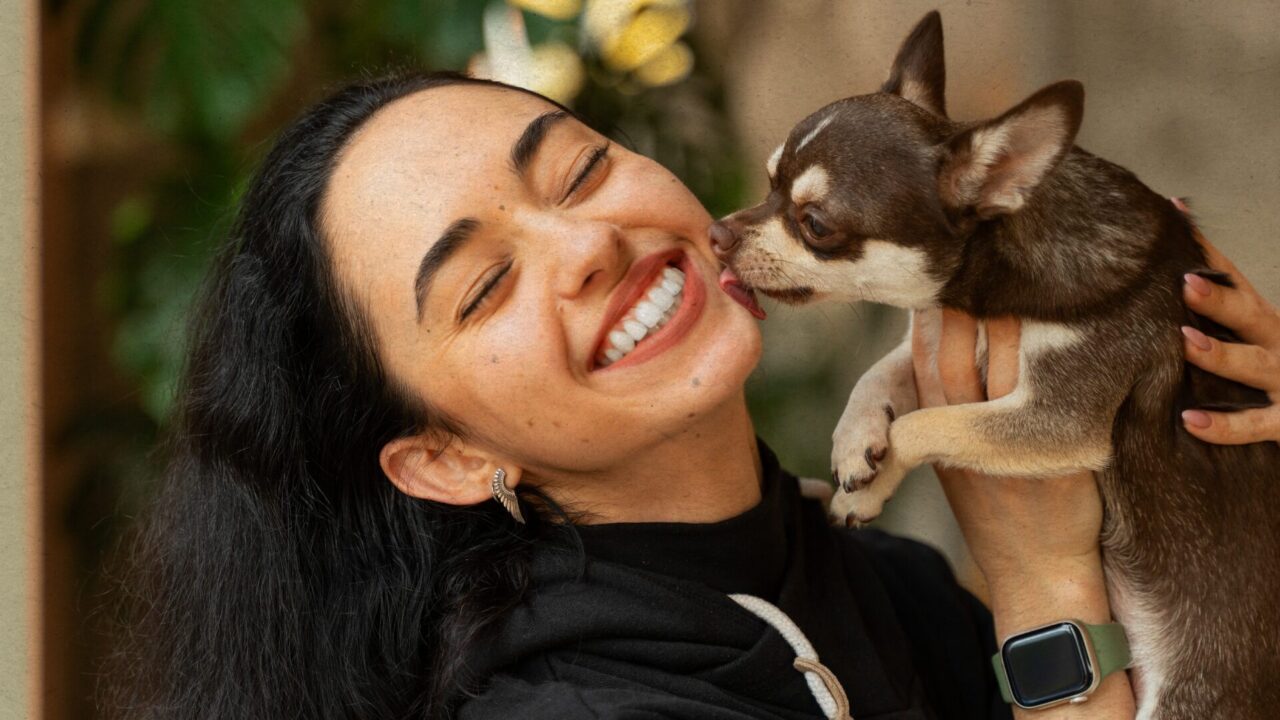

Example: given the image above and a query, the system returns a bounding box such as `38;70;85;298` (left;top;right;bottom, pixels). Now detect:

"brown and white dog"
712;11;1280;719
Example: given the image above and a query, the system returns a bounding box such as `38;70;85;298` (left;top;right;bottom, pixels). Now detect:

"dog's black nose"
709;220;740;259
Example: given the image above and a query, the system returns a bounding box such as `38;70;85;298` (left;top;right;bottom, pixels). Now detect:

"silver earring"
490;468;525;524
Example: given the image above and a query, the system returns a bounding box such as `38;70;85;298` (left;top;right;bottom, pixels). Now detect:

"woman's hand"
912;310;1134;719
1177;211;1280;444
912;312;1103;590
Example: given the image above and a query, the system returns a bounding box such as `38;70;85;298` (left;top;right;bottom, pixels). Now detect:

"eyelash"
460;261;513;321
459;144;608;322
562;142;610;203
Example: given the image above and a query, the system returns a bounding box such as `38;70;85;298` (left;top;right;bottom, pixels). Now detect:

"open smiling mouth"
595;263;686;368
591;250;707;372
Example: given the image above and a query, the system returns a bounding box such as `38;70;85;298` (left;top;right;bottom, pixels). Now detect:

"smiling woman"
319;80;763;522
105;68;1278;720
106;71;768;720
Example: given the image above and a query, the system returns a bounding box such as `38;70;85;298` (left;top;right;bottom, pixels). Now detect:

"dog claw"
838;469;877;493
844;510;878;529
864;446;886;471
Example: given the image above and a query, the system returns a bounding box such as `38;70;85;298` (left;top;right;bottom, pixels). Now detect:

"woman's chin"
648;297;761;400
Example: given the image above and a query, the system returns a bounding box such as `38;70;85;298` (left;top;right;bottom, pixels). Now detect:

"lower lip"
594;254;706;373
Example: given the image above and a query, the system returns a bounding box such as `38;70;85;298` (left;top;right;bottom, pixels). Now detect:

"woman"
110;71;1280;720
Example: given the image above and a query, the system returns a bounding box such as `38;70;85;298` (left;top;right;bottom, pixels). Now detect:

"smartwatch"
991;620;1131;710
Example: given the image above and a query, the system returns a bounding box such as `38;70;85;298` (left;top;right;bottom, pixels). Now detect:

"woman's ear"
379;434;521;505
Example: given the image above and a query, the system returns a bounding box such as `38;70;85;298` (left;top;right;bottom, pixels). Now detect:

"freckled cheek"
455;314;580;418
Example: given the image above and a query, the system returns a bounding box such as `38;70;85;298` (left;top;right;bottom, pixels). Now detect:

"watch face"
1002;622;1094;707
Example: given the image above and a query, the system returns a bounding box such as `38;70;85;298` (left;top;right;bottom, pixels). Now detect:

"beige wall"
0;0;38;716
702;0;1279;571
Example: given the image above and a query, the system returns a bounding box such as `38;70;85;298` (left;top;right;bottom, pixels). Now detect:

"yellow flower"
528;42;587;103
633;40;692;87
583;0;690;72
471;4;586;104
507;0;583;21
600;4;690;72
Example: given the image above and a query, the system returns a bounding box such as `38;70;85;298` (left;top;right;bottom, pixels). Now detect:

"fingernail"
1182;410;1212;428
1184;273;1212;296
1181;325;1212;351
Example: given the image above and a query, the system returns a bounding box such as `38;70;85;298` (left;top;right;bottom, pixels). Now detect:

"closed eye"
561;142;610;203
460;261;513;322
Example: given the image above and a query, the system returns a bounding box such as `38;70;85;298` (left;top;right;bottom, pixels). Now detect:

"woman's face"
323;85;762;480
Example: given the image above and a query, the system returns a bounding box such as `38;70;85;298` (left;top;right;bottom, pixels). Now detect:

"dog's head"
713;11;1085;310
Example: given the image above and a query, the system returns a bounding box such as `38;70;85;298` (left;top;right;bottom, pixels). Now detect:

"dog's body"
713;12;1280;718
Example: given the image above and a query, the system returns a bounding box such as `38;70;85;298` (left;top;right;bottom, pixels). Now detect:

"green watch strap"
1085;622;1132;679
990;621;1131;705
992;652;1014;704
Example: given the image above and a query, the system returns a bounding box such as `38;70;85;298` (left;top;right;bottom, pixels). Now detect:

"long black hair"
107;71;571;719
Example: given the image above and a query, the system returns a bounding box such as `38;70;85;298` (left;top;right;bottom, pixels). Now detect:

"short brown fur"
714;11;1280;718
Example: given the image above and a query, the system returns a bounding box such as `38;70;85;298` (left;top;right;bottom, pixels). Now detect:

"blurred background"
13;0;1279;717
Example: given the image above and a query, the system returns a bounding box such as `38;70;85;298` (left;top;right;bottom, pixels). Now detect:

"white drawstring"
729;594;854;720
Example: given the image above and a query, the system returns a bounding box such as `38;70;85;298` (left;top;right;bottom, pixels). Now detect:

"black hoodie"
457;443;1010;719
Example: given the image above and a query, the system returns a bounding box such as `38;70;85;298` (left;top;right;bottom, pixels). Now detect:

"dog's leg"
831;312;929;492
831;388;1112;524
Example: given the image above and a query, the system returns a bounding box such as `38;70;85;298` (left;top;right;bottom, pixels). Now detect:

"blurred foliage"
57;6;749;716
72;0;746;433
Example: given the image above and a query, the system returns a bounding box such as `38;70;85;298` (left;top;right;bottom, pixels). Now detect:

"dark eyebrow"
412;112;569;322
510;110;569;177
415;217;480;322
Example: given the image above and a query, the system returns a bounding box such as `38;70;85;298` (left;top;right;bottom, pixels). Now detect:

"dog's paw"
831;402;895;493
828;487;887;528
827;457;911;528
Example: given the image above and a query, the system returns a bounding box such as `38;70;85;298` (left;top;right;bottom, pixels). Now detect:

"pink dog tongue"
718;267;767;320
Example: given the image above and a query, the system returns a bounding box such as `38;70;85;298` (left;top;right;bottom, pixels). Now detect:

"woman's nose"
551;219;623;299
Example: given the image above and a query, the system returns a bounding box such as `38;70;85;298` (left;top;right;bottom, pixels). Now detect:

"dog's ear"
882;10;947;117
939;80;1084;219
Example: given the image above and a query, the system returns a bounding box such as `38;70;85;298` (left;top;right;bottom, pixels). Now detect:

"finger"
1182;326;1280;392
1182;406;1280;445
913;308;947;408
938;309;984;404
984;317;1021;399
1170;198;1244;279
1183;273;1280;350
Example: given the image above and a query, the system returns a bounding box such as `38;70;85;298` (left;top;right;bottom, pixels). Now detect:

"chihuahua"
712;11;1280;719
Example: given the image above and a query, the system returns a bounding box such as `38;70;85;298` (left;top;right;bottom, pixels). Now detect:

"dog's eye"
803;212;831;238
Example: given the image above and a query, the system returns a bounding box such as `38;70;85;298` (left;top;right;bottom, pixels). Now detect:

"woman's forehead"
330;85;557;209
321;85;572;333
323;85;559;271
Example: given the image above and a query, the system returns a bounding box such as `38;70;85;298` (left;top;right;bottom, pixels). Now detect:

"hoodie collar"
573;440;793;600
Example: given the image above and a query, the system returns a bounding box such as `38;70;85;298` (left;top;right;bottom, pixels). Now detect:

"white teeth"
647;286;675;311
608;329;636;353
623;319;648;342
597;264;688;368
661;266;685;295
634;301;663;327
